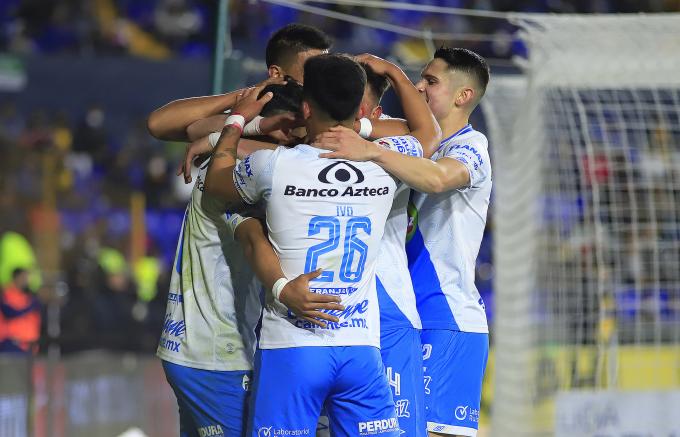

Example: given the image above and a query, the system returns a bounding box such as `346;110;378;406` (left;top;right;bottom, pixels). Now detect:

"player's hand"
260;113;305;145
260;113;299;135
313;126;381;161
231;87;274;123
354;53;398;77
279;269;345;329
255;76;286;89
177;135;213;184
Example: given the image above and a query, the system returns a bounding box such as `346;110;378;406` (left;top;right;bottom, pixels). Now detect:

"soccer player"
313;48;491;437
158;83;343;437
147;23;332;142
358;56;437;437
203;53;437;436
152;24;338;437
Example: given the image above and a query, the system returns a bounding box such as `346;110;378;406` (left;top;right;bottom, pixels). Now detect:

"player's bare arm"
204;87;273;205
147;77;285;142
177;135;278;184
187;112;298;142
234;219;344;328
356;53;441;155
315;127;470;194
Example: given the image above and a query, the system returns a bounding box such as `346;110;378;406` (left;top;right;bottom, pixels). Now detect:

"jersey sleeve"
222;206;265;239
233;149;276;204
440;140;490;190
374;135;424;158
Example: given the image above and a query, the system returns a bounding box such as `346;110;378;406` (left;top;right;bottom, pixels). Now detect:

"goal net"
482;14;680;436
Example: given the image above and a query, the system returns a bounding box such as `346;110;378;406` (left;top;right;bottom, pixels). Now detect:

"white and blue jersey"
158;157;263;437
406;124;490;333
157;158;262;370
233;137;419;436
233;139;416;349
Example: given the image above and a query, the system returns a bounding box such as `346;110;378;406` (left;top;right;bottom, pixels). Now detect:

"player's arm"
372;153;470;193
188;112;299;142
355;54;441;157
372;139;489;193
204;86;276;206
313;128;472;193
234;219;343;328
353;117;410;139
187;114;228;141
147;91;242;141
147;77;285;141
176;134;278;184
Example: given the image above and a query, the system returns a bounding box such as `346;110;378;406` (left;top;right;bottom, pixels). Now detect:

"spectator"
0;268;41;353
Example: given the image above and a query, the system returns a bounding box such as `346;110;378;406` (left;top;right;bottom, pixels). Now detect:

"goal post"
482;13;680;436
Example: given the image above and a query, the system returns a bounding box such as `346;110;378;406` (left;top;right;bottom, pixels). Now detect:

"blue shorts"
420;330;489;436
247;346;400;437
162;360;251;437
380;327;427;437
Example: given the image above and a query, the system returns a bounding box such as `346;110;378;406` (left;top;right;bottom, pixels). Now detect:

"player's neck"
438;110;470;141
306;120;354;146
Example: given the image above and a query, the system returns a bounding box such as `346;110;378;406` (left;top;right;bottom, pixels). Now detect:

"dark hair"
434;47;490;96
265;24;332;68
303;54;366;122
258;79;304;117
360;62;390;105
12;268;27;279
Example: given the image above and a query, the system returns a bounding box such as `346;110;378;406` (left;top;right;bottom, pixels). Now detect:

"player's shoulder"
441;127;489;158
466;128;489;149
374;135;423;158
451;126;488;149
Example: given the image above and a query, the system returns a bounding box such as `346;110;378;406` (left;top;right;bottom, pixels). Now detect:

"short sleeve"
223;207;265;238
233;149;276;204
374;135;423;158
223;212;252;238
440;141;490;190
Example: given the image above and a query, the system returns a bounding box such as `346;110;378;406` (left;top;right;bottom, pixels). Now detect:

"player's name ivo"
283;185;390;198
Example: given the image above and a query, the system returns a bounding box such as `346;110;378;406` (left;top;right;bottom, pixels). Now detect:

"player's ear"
268;65;284;79
371;105;383;119
302;100;312;120
455;87;474;107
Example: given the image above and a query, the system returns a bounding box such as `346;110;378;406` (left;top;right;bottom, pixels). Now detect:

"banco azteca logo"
318;161;364;184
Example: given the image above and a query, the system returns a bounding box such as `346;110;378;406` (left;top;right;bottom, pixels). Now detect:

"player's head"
265;24;332;83
258;79;306;145
258;79;304;117
302;54;366;126
358;62;390;120
11;268;29;290
415;47;490;120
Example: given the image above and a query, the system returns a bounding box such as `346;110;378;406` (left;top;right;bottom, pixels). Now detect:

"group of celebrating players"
147;23;491;437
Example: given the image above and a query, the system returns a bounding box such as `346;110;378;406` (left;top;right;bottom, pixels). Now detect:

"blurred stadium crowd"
2;0;679;60
0;0;679;356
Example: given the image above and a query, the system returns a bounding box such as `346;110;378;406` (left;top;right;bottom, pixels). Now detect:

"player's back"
158;159;261;371
407;126;491;333
236;144;397;349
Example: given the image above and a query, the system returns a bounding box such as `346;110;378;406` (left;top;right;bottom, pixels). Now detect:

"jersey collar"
440;124;473;146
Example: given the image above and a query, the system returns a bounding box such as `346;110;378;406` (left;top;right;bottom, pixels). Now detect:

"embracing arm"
148;78;285;141
313;126;470;194
147;91;241;141
373;152;470;193
203;124;243;205
234;219;343;327
355;54;441;157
